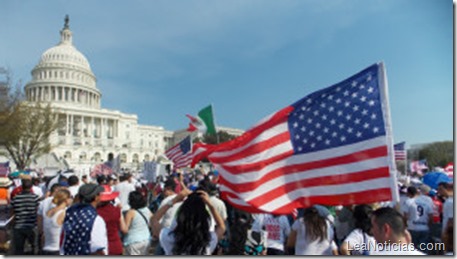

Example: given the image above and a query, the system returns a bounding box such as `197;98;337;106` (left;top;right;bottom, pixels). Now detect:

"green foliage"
194;130;237;145
417;141;454;169
0;68;59;170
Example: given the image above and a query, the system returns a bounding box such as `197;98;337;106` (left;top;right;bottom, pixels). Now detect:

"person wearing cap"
402;186;433;253
96;185;126;255
60;184;108;255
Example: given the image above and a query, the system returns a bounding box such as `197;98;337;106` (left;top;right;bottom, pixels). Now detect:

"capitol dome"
25;15;101;109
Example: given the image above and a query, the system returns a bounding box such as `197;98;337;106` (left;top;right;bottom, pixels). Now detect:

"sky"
0;0;453;148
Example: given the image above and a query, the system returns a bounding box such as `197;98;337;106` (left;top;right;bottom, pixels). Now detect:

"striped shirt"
11;191;39;229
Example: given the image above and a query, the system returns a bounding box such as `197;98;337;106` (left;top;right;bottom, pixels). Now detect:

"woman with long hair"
152;189;226;255
122;190;153;255
42;189;72;255
340;204;376;255
286;206;338;255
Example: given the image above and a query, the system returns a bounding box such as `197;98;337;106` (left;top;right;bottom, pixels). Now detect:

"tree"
194;130;237;145
0;68;59;170
417;141;454;169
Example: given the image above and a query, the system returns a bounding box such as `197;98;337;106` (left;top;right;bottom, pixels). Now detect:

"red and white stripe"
165;143;192;169
192;107;393;215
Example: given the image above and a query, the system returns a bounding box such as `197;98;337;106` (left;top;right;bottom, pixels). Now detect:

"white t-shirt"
159;195;182;229
252;214;290;251
209;196;227;221
32;185;44;199
159;227;217;255
442;196;453;233
38;196;55;216
343;228;376;255
115;181;135;212
403;196;433;231
68;185;80;199
292;218;337;255
43;209;65;251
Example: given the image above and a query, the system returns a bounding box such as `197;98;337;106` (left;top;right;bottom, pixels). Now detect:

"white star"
316;123;321;128
320;103;326;108
373;127;379;133
367;75;372;81
339;123;345;129
314;110;320;116
355;118;361;124
368;87;374;93
307;118;313;124
301;106;306;111
360;96;367;102
321;93;327;98
309;130;315;136
344;101;351;107
344;90;350;96
371;113;377;119
341;136;346;142
368;100;375;106
325;139;331;145
353;105;359;111
299;114;305;120
328;106;335;112
362;109;369;115
293;122;299;128
336;98;342;104
295;134;300;140
347;127;353;133
337;110;343;116
302;138;308;144
317;135;322;141
311;143;316;148
301;126;306;132
356;131;363;138
330;119;336;125
327;95;334;100
363;123;370;129
336;87;341;92
321;114;327;120
351;81;357;87
298;146;302;152
323;127;329;133
359;84;365;89
332;132;338;137
352;92;358;98
346;114;352;121
306;98;312;104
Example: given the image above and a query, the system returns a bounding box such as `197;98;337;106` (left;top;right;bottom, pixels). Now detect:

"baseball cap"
78;184;104;200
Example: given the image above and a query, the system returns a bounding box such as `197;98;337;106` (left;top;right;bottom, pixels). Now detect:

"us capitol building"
21;16;243;174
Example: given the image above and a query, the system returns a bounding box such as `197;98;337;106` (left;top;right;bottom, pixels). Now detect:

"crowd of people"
0;166;453;255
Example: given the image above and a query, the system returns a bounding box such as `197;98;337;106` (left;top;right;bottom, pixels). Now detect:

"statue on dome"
64;15;70;29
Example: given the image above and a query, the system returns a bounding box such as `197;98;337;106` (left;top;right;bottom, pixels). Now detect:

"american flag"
0;162;9;177
410;159;428;173
192;63;397;214
165;136;193;169
393;142;406;161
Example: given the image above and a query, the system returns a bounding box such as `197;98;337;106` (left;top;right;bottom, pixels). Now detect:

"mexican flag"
186;105;217;135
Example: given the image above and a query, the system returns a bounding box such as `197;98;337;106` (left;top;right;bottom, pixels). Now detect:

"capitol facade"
22;17;243;174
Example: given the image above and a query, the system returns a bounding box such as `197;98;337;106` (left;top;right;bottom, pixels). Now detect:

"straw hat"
0;177;12;187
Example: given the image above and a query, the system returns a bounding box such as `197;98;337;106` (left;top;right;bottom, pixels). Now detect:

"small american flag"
0;162;9;177
192;63;397;214
393;142;406;161
165;136;192;169
90;163;113;178
410;159;428;173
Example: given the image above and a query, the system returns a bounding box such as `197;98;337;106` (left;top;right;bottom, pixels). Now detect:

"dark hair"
97;175;107;185
353;204;373;234
303;207;327;242
128;191;146;209
407;186;418;196
198;179;218;196
164;178;176;192
68;175;79;186
171;193;211;255
49;183;61;194
21;179;33;191
227;209;253;255
439;182;453;190
372;207;406;237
